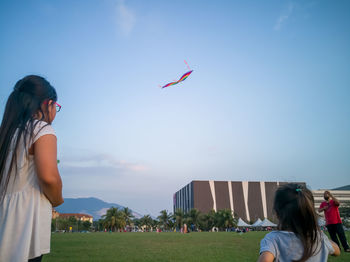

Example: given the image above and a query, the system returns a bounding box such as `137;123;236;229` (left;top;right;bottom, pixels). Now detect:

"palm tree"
122;207;134;226
216;209;234;230
186;208;201;231
94;219;104;231
139;215;153;231
174;208;184;230
158;210;172;230
102;207;124;232
198;209;216;231
151;217;159;230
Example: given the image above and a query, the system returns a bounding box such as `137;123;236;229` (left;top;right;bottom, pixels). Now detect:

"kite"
161;60;193;88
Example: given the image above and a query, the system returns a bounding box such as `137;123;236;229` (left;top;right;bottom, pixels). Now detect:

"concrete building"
54;212;93;223
173;180;305;223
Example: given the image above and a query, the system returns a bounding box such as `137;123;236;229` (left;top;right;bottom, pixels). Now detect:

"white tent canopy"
258;218;277;227
237;218;251;227
251;218;262;227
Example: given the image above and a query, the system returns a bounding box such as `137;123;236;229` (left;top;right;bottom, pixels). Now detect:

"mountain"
55;197;143;220
332;185;350;191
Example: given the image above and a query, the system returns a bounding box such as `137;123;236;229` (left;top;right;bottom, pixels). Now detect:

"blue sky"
0;0;349;216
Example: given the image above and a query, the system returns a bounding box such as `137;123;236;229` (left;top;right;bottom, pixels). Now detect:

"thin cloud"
116;0;136;36
60;153;148;174
274;3;295;31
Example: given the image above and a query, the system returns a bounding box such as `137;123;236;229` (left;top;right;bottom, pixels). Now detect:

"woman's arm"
33;134;64;207
257;252;274;262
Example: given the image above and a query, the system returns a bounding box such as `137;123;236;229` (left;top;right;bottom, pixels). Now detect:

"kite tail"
184;60;191;71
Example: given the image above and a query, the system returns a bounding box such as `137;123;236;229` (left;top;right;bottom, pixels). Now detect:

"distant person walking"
258;183;339;262
318;190;350;252
0;75;64;261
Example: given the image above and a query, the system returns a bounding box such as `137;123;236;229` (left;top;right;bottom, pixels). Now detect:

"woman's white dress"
0;121;55;261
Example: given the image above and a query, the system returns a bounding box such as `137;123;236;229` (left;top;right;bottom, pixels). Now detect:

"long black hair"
274;183;320;262
0;75;57;202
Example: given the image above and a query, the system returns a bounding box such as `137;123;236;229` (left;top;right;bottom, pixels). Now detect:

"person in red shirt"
318;191;350;252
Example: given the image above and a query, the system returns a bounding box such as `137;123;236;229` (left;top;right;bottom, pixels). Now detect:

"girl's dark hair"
0;75;57;202
274;183;320;262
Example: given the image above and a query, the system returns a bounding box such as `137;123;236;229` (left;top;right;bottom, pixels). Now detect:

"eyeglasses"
55;102;62;112
44;100;62;112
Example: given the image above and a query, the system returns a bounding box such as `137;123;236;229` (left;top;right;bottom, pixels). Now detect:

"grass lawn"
44;231;350;262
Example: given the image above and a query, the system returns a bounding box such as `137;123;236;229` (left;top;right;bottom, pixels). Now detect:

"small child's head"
0;75;58;202
274;183;318;231
10;75;58;124
274;183;319;261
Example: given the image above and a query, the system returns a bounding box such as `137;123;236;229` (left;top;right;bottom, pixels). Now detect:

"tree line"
53;201;350;232
52;216;92;232
94;207;238;232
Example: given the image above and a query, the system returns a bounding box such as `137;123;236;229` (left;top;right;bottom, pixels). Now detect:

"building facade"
173;180;305;222
53;212;93;223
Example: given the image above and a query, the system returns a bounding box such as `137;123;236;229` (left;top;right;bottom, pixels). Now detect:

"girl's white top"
0;121;55;261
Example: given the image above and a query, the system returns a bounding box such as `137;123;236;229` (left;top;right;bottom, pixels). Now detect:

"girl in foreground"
0;75;64;261
258;183;340;262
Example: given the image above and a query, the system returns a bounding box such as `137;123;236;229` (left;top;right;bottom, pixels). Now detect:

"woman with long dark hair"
0;75;64;261
258;183;340;262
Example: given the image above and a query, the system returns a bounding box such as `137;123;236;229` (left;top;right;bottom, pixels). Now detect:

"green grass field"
44;231;350;262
